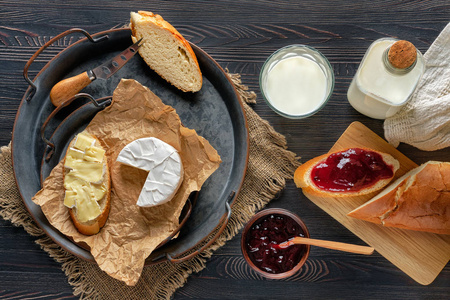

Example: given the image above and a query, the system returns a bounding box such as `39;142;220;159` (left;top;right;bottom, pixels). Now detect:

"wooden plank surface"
304;122;450;285
0;0;449;299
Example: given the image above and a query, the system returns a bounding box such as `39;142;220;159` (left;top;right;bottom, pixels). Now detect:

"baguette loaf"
348;161;450;235
130;11;202;92
63;131;111;235
294;148;400;197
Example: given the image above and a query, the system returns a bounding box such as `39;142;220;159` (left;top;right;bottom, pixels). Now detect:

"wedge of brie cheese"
116;137;184;207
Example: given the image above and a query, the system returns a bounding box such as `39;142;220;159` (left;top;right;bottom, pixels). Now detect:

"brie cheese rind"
116;137;184;207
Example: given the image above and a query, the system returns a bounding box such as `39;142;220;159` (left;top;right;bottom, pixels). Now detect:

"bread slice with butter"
63;131;111;235
130;11;202;92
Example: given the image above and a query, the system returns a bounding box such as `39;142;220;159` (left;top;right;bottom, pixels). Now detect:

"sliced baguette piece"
348;161;450;235
63;132;111;236
130;11;202;92
294;147;400;197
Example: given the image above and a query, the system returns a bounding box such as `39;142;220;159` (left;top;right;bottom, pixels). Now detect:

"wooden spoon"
275;237;374;255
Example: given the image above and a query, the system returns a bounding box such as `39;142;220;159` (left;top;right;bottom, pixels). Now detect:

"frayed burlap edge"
0;73;300;299
0;143;103;299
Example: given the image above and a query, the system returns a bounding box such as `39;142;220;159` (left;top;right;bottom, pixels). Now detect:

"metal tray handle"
40;93;112;161
163;191;235;263
23;28;109;102
155;198;193;250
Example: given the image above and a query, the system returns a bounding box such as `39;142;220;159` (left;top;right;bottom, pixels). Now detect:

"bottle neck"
382;46;417;75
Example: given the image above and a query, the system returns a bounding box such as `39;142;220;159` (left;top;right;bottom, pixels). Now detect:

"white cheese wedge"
116;137;183;207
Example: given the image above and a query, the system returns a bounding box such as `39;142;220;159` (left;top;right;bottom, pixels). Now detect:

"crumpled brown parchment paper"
32;79;221;286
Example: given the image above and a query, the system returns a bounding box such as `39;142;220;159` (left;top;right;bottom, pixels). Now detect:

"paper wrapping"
32;79;222;286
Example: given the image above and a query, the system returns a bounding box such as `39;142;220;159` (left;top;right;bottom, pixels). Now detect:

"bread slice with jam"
294;147;400;198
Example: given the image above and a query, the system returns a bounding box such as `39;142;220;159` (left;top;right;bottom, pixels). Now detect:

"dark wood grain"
1;0;449;299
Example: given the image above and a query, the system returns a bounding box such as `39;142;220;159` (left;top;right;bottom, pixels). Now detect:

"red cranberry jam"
245;214;307;274
311;148;394;192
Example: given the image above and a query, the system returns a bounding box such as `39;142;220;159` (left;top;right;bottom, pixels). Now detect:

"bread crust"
294;147;400;197
348;176;409;224
294;152;329;188
63;132;111;236
130;11;202;92
348;161;450;235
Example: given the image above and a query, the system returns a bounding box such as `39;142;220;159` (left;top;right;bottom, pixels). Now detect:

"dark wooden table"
1;1;449;299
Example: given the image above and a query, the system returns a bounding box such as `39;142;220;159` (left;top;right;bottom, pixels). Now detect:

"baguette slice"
130;11;202;92
294;147;400;197
348;161;450;235
63;132;111;235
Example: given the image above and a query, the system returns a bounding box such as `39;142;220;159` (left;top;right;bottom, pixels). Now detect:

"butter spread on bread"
348;161;450;235
63;131;111;235
116;137;183;207
130;11;202;92
294;148;400;197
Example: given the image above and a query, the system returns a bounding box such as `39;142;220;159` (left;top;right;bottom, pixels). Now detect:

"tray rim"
11;27;249;264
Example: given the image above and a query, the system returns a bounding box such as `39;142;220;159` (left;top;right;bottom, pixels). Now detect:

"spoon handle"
286;237;374;255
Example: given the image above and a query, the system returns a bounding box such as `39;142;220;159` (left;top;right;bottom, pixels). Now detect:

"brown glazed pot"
241;208;310;279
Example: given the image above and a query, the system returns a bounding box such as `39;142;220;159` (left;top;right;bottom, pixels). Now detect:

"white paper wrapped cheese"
116;137;183;207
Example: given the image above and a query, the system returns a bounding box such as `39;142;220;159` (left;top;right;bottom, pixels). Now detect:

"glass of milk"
259;45;334;119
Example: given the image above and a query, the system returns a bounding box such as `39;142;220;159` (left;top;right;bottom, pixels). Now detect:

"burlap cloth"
0;73;300;299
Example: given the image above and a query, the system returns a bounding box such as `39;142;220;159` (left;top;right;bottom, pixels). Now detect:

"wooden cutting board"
303;121;450;285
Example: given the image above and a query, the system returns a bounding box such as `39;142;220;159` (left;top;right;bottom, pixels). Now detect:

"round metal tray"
12;28;249;263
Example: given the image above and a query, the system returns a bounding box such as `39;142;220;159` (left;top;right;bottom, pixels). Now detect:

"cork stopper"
387;40;417;69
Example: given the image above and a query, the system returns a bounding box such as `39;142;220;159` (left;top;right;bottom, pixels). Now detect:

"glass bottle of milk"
347;38;424;119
